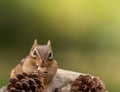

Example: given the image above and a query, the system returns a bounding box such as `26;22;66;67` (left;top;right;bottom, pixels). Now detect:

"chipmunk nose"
42;60;45;63
41;60;47;67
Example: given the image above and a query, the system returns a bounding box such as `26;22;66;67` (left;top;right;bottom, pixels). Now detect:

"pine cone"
70;74;106;92
7;72;45;92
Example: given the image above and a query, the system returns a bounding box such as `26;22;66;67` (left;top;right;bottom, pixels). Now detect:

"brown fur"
10;39;58;86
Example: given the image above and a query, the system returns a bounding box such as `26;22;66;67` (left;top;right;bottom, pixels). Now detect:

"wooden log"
45;69;81;92
0;69;107;92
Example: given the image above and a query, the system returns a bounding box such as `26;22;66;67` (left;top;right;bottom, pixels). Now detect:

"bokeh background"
0;0;120;91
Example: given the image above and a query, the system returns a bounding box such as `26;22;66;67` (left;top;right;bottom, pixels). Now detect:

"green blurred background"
0;0;120;91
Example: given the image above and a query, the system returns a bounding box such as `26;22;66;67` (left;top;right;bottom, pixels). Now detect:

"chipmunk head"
30;39;53;67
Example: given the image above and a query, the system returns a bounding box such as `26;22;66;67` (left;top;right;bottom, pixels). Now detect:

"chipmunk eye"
48;52;53;60
32;49;37;57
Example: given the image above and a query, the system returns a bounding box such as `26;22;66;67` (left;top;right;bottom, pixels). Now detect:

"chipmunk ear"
47;40;51;47
30;39;38;52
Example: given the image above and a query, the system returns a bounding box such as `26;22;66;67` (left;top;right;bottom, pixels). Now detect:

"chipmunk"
10;39;58;86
